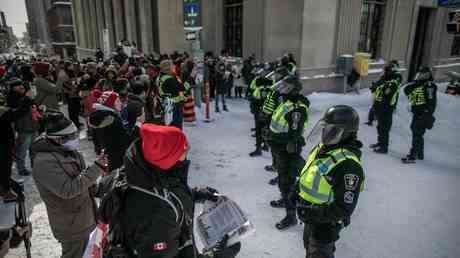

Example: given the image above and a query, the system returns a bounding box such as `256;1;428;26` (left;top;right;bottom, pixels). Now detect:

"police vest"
157;74;186;103
299;145;363;205
374;80;400;106
408;86;426;106
269;100;308;134
253;85;271;101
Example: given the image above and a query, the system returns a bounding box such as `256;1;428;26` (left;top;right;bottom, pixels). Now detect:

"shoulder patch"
344;174;359;190
344;191;355;204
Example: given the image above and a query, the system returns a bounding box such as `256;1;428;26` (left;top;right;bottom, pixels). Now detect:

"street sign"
183;0;201;29
439;0;460;7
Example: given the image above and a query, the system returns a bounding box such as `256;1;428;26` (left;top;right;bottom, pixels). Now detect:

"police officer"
294;105;365;258
402;66;437;163
157;60;186;129
249;69;274;157
268;75;310;230
280;54;297;76
371;61;402;154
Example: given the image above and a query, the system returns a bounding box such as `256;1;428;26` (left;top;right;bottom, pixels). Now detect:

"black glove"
193;187;219;203
213;235;241;258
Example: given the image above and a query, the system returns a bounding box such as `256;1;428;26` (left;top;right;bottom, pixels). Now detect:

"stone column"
300;0;339;67
73;0;87;49
124;0;137;43
156;0;186;54
335;0;362;55
242;0;264;59
103;0;116;50
137;0;150;53
95;0;105;48
112;0;125;44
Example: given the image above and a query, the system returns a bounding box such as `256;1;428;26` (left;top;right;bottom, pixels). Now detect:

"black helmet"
321;105;359;146
276;75;302;95
414;66;433;82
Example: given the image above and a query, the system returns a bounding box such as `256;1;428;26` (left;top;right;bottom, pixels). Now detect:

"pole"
204;81;211;122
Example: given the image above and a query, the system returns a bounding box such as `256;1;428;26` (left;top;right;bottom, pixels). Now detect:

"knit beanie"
97;91;119;109
45;112;78;137
140;124;188;170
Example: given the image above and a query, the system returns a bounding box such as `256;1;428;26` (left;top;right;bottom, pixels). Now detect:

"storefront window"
451;36;460;56
358;0;386;59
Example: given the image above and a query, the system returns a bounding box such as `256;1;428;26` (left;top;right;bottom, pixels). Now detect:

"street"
8;88;460;258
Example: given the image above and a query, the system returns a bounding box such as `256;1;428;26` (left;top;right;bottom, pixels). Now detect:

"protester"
89;91;131;172
0;79;33;200
31;112;107;258
33;61;61;111
99;124;241;258
122;80;146;135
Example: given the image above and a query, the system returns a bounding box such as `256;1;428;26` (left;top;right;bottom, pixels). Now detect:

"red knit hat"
97;91;119;109
0;65;6;78
33;61;50;76
140;124;188;170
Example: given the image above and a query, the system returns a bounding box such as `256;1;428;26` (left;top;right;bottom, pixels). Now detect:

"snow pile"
8;86;460;258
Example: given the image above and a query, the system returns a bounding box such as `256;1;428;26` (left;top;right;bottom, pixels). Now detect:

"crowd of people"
0;43;439;258
0;48;244;258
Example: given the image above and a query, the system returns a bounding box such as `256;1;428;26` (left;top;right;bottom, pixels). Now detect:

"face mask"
62;138;80;150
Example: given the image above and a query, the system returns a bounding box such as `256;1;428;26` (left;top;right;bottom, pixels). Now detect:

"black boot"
223;105;229;112
249;149;262;157
373;146;388;154
215;108;220;113
269;176;279;185
275;214;297;230
402;155;416;164
270;199;285;208
369;143;380;149
265;165;275;172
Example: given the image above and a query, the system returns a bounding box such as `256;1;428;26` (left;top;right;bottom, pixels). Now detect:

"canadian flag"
153;242;168;251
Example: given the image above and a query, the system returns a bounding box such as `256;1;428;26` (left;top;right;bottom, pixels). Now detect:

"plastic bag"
83;223;108;258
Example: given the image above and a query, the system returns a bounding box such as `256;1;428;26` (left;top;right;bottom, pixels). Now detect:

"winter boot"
249;149;262;157
265;165;275;172
269;176;279;185
369;143;380;149
373;147;388;154
402;155;416;164
270;199;285;208
275;214;298;230
223;105;229;112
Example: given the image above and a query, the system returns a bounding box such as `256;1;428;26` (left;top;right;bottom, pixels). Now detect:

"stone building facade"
72;0;458;87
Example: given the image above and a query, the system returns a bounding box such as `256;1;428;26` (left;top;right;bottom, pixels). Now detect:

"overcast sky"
1;0;28;37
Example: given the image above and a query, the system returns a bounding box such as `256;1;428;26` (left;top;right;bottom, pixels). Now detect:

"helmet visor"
414;71;430;81
321;123;344;146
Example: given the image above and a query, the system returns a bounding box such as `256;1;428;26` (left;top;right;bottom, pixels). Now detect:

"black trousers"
303;223;342;258
68;97;82;128
171;103;184;130
376;110;393;149
410;115;427;158
367;105;375;123
254;114;263;150
0;147;13;191
272;144;304;214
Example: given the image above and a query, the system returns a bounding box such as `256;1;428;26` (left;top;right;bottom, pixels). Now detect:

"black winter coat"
121;139;197;258
89;104;131;171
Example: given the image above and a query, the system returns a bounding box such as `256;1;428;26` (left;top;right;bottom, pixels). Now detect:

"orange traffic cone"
183;95;196;123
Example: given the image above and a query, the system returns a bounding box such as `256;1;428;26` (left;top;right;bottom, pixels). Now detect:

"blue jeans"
15;132;35;173
215;93;226;111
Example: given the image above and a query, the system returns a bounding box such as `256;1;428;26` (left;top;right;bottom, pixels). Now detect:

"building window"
224;0;243;57
451;36;460;56
358;0;386;59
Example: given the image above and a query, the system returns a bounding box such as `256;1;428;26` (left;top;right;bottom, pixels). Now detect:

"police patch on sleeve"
344;191;355;204
344;174;359;190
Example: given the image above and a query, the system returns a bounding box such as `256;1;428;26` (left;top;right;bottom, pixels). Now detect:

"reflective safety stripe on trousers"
269;100;308;134
299;145;361;205
409;86;426;106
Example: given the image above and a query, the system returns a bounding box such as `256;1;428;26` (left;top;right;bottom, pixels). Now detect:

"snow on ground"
7;85;460;258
